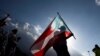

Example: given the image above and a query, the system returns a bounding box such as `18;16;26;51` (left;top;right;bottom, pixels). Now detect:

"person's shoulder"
92;47;96;52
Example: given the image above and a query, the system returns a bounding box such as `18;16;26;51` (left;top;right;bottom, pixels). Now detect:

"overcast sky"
0;0;100;56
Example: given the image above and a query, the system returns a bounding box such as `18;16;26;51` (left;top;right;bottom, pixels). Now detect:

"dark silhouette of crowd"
0;14;27;56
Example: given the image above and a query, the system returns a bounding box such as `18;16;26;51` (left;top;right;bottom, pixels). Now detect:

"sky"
0;0;100;56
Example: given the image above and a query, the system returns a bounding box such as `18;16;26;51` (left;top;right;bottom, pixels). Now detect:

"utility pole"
88;51;90;56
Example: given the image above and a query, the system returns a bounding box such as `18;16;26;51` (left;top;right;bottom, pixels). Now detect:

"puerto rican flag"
30;13;73;56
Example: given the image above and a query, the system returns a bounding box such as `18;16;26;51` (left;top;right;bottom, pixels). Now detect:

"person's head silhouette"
95;44;100;48
59;26;66;32
12;29;18;34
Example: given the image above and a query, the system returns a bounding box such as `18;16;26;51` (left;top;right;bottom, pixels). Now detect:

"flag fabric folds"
30;13;73;56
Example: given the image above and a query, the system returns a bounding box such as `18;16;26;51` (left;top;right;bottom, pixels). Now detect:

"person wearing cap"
53;26;71;56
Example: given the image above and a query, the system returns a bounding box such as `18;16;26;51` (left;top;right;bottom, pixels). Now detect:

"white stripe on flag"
41;31;55;49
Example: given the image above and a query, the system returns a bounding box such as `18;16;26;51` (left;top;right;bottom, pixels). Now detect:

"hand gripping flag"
30;12;75;56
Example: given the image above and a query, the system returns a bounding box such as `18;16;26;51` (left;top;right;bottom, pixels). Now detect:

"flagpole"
88;51;90;56
57;12;76;39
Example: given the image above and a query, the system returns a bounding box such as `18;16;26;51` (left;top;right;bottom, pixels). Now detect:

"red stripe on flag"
31;23;54;56
33;45;50;56
30;25;53;48
30;19;55;49
35;26;52;44
33;49;44;56
65;31;72;39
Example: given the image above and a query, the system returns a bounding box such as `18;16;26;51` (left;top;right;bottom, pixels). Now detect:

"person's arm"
92;48;95;52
